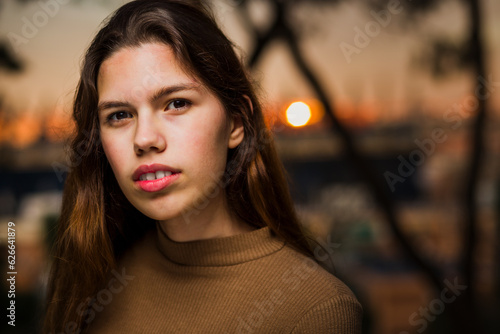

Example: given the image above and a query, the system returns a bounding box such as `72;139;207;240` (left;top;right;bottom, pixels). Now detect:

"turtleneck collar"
155;223;285;266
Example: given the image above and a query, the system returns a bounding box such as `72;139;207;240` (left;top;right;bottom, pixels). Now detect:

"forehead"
97;43;199;100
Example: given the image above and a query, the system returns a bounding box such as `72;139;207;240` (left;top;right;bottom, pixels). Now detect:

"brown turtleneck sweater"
87;225;362;333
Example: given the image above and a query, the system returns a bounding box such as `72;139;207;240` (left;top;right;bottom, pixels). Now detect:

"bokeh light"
286;101;312;127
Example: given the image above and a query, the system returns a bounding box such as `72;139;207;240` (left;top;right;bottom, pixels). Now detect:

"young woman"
43;0;362;333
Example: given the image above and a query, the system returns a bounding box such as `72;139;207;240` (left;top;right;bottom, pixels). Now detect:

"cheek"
101;133;127;179
183;115;229;166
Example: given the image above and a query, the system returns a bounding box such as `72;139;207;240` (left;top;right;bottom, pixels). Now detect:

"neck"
157;194;254;242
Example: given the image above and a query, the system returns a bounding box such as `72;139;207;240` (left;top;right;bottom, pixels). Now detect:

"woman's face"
97;43;244;224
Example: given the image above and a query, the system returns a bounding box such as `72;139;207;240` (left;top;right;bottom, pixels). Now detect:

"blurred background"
0;0;499;333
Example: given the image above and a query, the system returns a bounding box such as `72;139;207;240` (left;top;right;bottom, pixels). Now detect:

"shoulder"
276;244;354;294
261;243;363;333
289;294;363;333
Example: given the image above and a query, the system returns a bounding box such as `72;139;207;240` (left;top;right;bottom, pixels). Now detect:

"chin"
127;193;203;224
139;209;176;222
124;194;179;220
136;205;186;223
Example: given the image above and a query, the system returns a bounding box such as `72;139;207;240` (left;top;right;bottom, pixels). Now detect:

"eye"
166;99;191;111
107;111;132;122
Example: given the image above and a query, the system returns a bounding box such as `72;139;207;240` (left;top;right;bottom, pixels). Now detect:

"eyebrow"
97;83;202;114
149;83;201;103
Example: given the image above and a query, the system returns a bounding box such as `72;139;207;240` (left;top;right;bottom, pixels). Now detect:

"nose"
133;112;166;155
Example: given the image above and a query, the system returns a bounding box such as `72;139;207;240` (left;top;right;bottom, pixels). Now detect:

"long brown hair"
43;0;315;332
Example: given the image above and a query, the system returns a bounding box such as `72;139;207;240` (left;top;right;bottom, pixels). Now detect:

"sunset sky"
0;0;499;124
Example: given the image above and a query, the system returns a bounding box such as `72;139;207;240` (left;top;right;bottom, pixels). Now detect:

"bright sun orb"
286;102;312;127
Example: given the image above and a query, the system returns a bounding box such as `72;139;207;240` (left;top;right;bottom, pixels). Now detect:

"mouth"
133;164;181;192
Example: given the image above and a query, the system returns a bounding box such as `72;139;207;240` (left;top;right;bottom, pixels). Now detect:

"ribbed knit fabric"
87;225;362;333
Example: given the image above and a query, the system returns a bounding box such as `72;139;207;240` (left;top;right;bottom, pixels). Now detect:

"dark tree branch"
239;0;284;67
461;0;487;328
0;43;23;72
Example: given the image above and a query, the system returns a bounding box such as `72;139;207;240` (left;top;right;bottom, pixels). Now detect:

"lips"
133;164;181;192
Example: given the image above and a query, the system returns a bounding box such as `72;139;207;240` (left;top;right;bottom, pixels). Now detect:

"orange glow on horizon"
0;107;75;148
45;111;75;143
4;114;42;149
